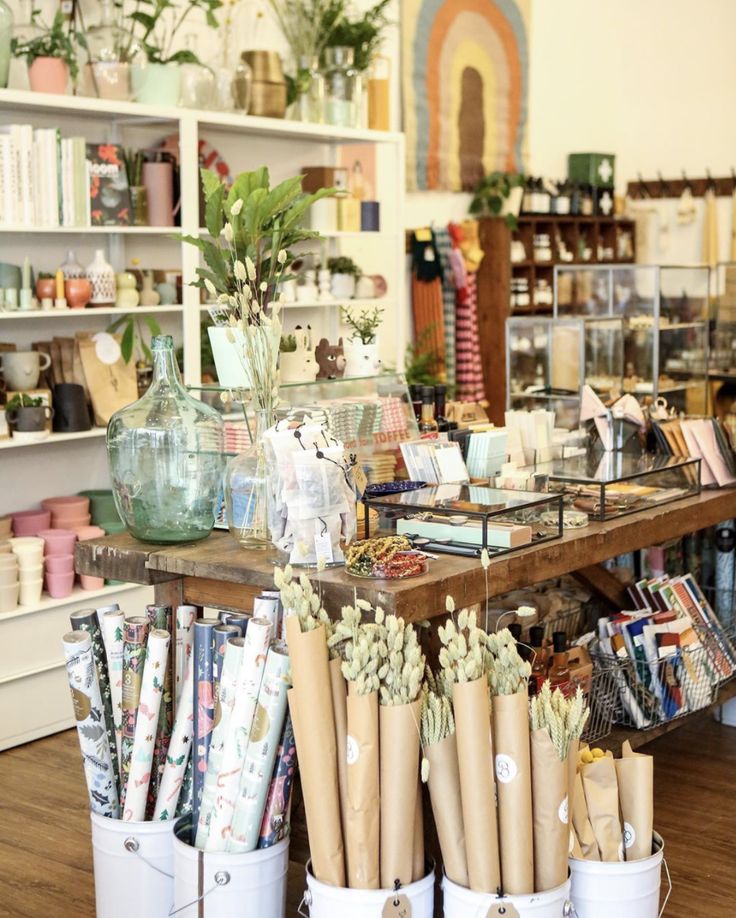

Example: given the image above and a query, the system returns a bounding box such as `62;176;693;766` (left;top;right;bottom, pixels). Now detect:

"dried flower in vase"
529;680;590;760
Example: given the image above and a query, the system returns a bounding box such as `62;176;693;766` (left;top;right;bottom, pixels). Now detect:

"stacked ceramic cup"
0;516;19;612
74;525;106;590
42;495;91;530
8;536;44;606
37;529;77;598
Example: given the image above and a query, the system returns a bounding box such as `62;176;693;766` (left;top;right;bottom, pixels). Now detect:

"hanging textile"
434;226;457;388
410;231;447;382
450;222;486;403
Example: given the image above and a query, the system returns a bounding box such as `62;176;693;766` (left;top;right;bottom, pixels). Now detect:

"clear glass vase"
107;335;224;543
291;56;324;123
224;408;273;549
322;46;361;128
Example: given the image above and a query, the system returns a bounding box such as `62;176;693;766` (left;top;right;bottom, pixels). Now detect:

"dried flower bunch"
529;681;590;760
274;565;336;649
485;629;532;696
421;669;455;747
437;603;489;686
330;599;388;695
378;612;425;705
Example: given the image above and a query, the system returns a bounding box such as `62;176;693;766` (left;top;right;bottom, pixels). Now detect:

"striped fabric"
454;271;486;403
434;226;457;388
411;274;447;382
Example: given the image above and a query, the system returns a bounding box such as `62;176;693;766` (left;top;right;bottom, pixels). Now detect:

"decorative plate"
364;481;426;497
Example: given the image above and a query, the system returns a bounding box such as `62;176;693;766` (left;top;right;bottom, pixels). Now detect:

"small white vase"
343;339;381;378
330;273;356;299
85;249;116;305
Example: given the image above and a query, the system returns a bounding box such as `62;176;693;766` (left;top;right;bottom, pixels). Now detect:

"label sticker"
623;821;636;850
558;795;569;825
352;464;368;497
494;753;518;784
93;332;121;365
346;735;359;765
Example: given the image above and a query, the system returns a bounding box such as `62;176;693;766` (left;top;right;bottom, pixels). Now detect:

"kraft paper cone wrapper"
70;608;120;799
492;691;534;894
572;772;600;860
581;755;624;862
154;657;194;821
100;609;125;771
379;698;421;889
205;616;272;851
412;777;425;882
121;616;149;800
531;729;569;893
615;740;653;861
570;823;584;859
425;732;468;887
567;738;580;858
286;615;345;887
330;656;350;870
345;687;380;889
453;676;501;893
227;641;291;853
63;631;120;818
258;713;297;849
194;637;244;847
123;629;170;821
176;605;197;707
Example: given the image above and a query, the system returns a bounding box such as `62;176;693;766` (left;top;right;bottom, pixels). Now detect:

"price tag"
314;531;334;566
353;464;368;498
485;904;520;918
382;894;412;918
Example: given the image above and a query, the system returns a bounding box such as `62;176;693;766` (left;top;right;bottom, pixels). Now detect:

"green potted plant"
11;9;79;94
470;171;525;229
5;393;52;434
341;305;383;377
324;0;390;73
107;313;162;395
328;254;361;299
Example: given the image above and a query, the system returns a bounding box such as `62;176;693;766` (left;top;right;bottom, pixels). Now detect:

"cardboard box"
301;166;349;194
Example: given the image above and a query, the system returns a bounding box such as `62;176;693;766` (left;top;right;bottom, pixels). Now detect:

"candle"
55;269;64;300
22;256;30;290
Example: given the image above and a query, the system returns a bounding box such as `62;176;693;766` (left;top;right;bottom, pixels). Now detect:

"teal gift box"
568;153;615;188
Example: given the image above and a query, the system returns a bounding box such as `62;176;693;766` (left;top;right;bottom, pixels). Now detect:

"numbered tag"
382;893;412;918
485;903;520;918
314;531;334;566
353;464;368;498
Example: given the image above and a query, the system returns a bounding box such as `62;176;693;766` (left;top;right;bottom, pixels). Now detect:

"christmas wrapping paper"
177;757;194;819
154;657;194;821
100;609;125;769
195;636;245;848
227;642;291;853
175;605;197;707
205;616;272;852
70;608;120;798
63;630;119;818
146;604;173;814
192;617;219;829
258;714;297;849
123;628;171;821
214;625;240;691
120;616;149;799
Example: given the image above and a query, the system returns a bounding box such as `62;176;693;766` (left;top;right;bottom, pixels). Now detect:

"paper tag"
93;332;121;365
558;795;569;825
623;821;636;849
346;735;359;765
314;531;334;566
485;904;520;918
382;894;412;918
494;753;518;785
353;464;368;497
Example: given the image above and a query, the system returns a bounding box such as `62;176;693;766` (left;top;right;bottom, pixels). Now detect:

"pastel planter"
330;273;356;299
0;567;18;586
45;554;74;574
11;509;51;537
0;580;19;612
42;496;90;515
54;515;91;530
45;570;74;598
18;564;43;583
10;537;44;565
132;62;181;106
208;326;251;388
74;526;106;541
0;540;11;553
0;554;19;568
37;528;77;556
19;578;43;605
65;278;92;310
28;57;69;94
80;574;105;591
343;340;382;378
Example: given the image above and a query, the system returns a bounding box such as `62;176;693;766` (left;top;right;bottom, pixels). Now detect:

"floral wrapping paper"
192;617;218;829
176;605;197;707
176;757;194;820
120;616;150;802
146;604;173;816
154;657;194;821
257;714;297;849
70;608;120;800
63;630;120;818
100;609;125;773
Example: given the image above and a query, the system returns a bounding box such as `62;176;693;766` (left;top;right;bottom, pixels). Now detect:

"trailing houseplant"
469;171;525;229
11;9;80;93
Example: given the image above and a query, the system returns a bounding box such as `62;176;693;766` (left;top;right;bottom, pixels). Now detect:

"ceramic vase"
131;62;180;106
80;62;130;101
35;277;55;301
85;249;116;305
140;273;160;306
115;272;140;309
142;161;174;227
28;57;69;94
155;282;176;305
330;272;356;299
61;250;85;278
65;278;92;309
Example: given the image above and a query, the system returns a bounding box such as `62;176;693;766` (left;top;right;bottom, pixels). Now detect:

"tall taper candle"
192;617;219;828
63;631;120;818
176;605;198;706
100;609;125;772
154;658;194;821
258;714;297;849
120;616;149;802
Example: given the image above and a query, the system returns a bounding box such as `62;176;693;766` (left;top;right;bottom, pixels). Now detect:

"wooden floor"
1;714;734;917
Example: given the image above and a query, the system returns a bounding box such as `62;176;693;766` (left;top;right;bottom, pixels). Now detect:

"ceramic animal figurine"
280;326;318;384
315;337;346;380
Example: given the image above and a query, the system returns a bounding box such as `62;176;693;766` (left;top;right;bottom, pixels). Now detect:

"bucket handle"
123;836;174;880
297;890;311;917
167;871;231;916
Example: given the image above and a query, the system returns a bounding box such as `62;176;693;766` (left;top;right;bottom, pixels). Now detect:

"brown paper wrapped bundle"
615;740;653;861
581;754;624;862
412;779;424;881
453;675;501;893
286;617;345;887
570;824;584;859
572;772;600;860
567;738;580;859
425;732;469;887
380;698;421;887
345;686;380;889
531;728;569;892
329;657;350;873
492;691;534;894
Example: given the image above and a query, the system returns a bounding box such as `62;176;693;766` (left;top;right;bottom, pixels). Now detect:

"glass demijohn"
107;335;224;543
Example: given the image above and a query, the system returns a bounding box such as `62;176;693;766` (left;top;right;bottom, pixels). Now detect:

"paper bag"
581;754;624;862
615;740;653;861
531;729;568;892
453;676;501;893
425;732;469;887
412;779;424;881
572;772;600;860
330;657;350;873
76;331;138;426
286;618;345;887
345;687;380;889
492;692;533;894
379;699;421;888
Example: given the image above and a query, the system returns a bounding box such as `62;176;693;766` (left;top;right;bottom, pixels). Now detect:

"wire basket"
579;661;620;744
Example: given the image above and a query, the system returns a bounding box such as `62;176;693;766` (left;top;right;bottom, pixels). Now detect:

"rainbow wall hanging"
402;0;531;192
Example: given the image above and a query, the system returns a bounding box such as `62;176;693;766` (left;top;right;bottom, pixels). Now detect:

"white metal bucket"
172;815;289;917
302;861;435;918
90;811;175;918
442;874;572;917
568;831;669;918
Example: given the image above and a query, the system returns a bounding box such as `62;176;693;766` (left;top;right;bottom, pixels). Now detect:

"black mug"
53;383;91;433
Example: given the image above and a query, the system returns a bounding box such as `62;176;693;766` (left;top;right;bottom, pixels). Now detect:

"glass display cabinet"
709;262;736;439
554;264;710;414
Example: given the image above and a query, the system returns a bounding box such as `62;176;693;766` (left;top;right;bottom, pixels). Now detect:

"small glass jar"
322;46;361;128
232;56;253;113
179;34;215;108
292;56;324;123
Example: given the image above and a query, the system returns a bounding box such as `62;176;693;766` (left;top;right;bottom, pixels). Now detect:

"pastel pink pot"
74;526;106;541
45;553;74;574
44;570;74;599
53;515;91;529
28;57;70;95
42;496;90;516
11;509;51;537
37;528;77;556
79;574;104;590
65;278;92;310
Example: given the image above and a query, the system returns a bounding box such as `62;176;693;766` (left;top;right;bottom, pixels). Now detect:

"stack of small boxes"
302;165;381;233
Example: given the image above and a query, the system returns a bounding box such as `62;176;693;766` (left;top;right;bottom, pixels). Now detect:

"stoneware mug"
0;351;51;390
6;404;53;432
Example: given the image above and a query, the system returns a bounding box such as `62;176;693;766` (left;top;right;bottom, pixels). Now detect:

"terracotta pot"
42;496;90;515
28;57;69;94
36;277;56;301
65;278;92;309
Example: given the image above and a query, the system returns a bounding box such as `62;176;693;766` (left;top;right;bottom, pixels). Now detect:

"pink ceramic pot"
79;574;104;590
45;570;75;598
42;496;90;516
37;528;77;556
28;57;70;95
11;509;51;537
36;278;56;300
74;525;106;541
0;516;12;538
65;278;92;310
45;553;74;574
53;515;91;529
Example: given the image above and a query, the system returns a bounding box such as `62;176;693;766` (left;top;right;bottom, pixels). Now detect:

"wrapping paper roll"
70;608;120;798
205;617;273;851
100;609;125;770
192;617;219;828
120;616;149;799
146;605;173;815
177;757;194;819
63;630;119;818
227;642;291;853
214;625;240;689
123;628;171;821
253;594;281;637
195;637;245;848
175;605;197;707
219;611;251;636
154;657;195;821
258;714;297;849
